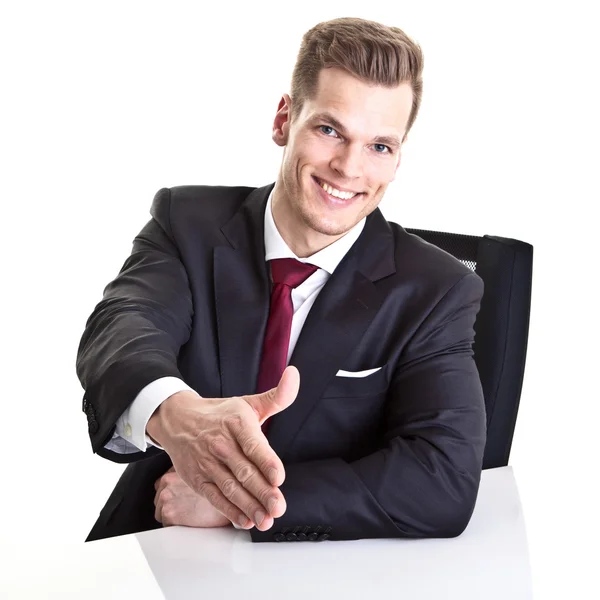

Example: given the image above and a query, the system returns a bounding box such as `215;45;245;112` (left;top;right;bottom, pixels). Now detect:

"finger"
244;365;300;423
213;439;287;518
154;466;175;492
154;474;169;495
197;480;258;530
154;492;163;523
209;462;281;531
233;421;287;487
154;484;176;525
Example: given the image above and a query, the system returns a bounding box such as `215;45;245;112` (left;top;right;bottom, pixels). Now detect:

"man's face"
272;67;413;245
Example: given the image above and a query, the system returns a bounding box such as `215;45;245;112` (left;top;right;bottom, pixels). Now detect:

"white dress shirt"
104;188;366;454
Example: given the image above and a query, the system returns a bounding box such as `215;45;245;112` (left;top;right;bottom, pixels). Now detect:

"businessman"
77;17;486;543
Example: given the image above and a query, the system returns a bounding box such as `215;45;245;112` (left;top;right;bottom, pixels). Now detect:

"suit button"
88;420;99;434
285;533;298;541
307;532;319;541
273;533;286;542
317;534;330;542
297;533;307;541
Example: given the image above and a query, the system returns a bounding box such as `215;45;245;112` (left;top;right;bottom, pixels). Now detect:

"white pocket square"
335;367;382;378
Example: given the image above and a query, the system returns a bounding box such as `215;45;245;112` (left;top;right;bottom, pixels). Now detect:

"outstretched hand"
146;366;300;531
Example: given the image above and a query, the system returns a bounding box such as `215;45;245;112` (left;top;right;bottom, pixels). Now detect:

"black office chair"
405;229;533;470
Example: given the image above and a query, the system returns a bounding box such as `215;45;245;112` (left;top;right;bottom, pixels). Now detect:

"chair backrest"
405;228;533;470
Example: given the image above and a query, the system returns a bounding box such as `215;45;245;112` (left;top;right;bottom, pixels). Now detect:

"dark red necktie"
257;258;318;434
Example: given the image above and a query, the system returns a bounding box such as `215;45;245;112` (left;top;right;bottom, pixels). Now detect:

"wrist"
145;391;182;445
146;389;202;446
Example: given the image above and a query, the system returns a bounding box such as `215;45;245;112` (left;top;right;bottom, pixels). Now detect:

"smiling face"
271;67;414;257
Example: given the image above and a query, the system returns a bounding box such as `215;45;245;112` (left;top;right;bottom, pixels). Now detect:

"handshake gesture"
147;366;300;531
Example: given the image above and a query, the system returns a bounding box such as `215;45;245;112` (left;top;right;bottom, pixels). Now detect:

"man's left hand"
154;467;253;529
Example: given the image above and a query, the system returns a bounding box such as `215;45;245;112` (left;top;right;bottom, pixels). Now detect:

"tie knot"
270;258;318;289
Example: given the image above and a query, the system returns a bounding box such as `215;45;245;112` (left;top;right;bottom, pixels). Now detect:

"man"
77;17;486;543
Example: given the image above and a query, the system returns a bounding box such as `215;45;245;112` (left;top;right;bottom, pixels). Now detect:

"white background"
1;1;598;597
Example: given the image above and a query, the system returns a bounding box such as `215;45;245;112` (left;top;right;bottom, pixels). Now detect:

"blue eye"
374;144;391;154
319;125;336;136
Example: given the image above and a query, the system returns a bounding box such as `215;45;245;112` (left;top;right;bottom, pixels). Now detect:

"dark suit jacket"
77;182;486;543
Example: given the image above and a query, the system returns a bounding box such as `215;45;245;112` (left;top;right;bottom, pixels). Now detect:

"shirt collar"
263;188;366;275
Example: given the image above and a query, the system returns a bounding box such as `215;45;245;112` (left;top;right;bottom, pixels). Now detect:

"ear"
272;94;292;147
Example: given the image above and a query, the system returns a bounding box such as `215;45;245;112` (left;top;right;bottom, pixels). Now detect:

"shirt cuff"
114;377;194;451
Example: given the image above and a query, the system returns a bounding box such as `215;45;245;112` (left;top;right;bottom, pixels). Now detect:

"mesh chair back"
406;228;533;469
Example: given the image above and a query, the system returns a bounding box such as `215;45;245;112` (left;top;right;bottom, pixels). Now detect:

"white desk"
1;467;532;599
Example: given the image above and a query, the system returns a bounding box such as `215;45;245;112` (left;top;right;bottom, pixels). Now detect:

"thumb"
245;366;300;424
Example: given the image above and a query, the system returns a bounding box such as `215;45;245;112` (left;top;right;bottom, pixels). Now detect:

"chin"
302;211;354;237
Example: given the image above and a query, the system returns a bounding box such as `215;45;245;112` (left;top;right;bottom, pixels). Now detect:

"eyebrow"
308;111;402;150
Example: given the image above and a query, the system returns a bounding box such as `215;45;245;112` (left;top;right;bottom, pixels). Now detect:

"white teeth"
318;180;357;200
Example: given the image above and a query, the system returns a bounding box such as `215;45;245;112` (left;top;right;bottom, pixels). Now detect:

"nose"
329;143;363;182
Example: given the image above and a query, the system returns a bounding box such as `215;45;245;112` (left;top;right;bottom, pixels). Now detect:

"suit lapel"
266;209;396;459
213;184;272;399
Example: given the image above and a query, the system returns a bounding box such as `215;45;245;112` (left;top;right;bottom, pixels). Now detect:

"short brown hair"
290;17;425;143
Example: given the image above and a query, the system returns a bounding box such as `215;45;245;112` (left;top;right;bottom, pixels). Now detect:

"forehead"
301;67;413;136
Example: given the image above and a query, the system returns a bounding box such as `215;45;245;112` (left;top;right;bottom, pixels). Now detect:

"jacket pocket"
321;363;390;399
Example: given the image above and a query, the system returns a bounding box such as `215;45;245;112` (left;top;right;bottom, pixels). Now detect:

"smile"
313;177;363;198
312;176;363;207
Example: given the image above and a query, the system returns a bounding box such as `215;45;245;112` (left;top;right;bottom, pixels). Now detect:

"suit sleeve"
76;188;193;463
250;272;486;542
